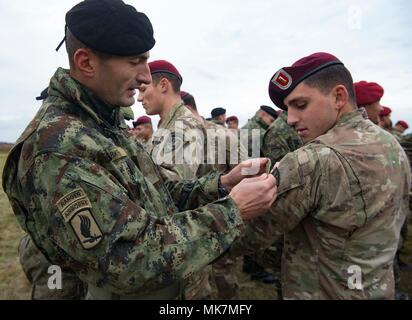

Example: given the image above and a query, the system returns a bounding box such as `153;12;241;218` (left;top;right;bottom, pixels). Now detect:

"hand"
220;158;269;192
229;173;277;221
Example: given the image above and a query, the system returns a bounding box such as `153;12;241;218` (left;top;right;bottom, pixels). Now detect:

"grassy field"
0;152;31;299
0;150;410;300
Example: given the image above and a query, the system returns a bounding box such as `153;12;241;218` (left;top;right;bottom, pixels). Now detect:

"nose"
137;89;144;103
137;62;152;86
287;108;299;127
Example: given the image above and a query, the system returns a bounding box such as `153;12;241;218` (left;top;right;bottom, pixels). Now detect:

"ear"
73;48;96;78
333;85;348;111
159;78;170;93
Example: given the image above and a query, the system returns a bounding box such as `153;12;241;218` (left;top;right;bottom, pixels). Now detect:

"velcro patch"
70;210;103;249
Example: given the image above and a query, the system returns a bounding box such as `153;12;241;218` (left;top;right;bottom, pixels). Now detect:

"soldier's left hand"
220;158;269;192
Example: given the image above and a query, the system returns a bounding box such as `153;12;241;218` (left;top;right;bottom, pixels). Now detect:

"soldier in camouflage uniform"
16;88;86;300
181;92;246;299
241;105;278;285
260;111;304;298
139;60;210;182
355;84;411;299
261;52;410;299
394;120;409;135
129;115;153;149
138;61;216;299
241;105;278;158
2;0;277;300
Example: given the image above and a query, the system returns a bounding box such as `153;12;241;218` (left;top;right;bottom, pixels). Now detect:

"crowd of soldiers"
2;0;411;300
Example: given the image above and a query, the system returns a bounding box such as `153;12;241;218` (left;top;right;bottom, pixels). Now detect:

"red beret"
396;120;409;129
133;115;152;127
226;116;239;123
354;81;384;106
379;106;392;117
268;52;343;110
149;60;183;83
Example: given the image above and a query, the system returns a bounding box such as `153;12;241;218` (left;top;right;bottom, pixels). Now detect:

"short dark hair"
152;73;182;93
66;28;115;69
182;93;197;111
303;64;356;106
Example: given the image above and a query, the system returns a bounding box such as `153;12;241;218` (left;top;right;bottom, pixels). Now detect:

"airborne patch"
70;210;103;249
56;188;102;249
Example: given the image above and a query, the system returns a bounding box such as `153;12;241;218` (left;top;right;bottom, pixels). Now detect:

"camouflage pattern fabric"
19;234;86;300
150;102;211;180
241;115;269;158
262;112;304;164
238;109;410;299
258;111;303;297
2;68;245;300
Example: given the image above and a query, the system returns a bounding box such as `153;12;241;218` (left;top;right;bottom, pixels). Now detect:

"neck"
159;96;182;120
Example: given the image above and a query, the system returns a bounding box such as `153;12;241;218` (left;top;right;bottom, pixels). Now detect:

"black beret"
211;108;226;118
64;0;155;56
260;105;278;119
36;87;49;101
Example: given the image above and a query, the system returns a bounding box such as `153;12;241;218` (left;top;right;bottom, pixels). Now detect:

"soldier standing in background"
130;115;153;148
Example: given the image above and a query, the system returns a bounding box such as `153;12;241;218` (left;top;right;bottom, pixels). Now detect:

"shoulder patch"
56;188;91;222
70;210;103;249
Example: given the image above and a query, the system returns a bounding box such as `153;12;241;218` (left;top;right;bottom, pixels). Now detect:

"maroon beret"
397;120;409;129
180;91;189;99
379;106;392;117
226;116;239;123
133;115;152;127
149;60;183;83
354;81;384;106
268;52;343;110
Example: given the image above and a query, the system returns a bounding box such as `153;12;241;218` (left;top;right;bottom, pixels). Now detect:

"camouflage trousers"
211;256;240;300
18;234;86;300
255;236;283;299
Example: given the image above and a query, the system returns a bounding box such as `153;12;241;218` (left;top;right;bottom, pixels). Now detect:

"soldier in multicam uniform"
394;120;409;135
138;60;216;299
355;82;411;299
2;0;277;300
129;115;153;149
260;110;304;298
241;105;278;285
139;60;210;182
260;52;410;299
226;116;239;130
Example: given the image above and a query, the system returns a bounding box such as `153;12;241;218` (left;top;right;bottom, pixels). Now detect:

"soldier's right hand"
229;173;277;221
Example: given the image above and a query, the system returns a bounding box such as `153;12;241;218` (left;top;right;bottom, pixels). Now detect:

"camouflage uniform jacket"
202;120;247;175
2;68;245;299
241;115;268;158
150;102;210;180
251;109;410;299
262;112;304;163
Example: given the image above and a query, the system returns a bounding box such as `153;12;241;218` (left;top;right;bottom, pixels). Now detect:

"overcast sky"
0;0;411;142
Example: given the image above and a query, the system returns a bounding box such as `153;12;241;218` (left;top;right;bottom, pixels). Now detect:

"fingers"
240;158;268;176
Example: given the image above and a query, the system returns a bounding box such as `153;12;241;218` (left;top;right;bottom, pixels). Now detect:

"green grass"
0;150;410;300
